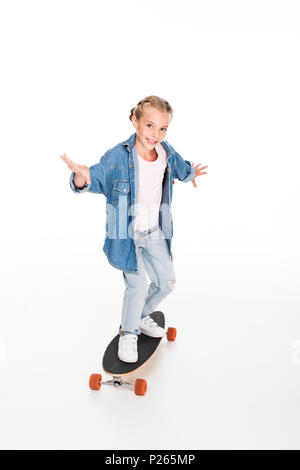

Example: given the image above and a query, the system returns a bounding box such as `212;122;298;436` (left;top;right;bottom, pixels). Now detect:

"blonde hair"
129;95;173;122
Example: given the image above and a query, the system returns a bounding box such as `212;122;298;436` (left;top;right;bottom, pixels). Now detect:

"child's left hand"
191;162;208;188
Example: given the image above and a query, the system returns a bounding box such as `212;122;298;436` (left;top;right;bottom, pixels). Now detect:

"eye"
146;123;167;131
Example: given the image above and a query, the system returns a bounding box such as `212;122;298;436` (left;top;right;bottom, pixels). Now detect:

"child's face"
132;106;171;149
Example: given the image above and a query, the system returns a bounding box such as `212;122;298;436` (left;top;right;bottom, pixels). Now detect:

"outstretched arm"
190;162;208;188
171;149;208;185
172;150;196;183
60;153;110;195
61;153;91;190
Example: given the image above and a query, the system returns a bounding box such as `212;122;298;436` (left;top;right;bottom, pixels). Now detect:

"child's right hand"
60;153;91;185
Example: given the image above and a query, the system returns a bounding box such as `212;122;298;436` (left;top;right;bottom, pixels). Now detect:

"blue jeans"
118;223;176;336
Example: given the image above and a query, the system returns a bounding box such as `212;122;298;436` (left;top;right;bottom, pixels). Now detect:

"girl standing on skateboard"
61;96;207;363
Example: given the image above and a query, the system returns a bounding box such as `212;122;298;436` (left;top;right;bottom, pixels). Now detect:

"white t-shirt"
134;142;167;232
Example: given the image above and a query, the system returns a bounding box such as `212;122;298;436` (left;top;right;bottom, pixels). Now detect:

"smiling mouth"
146;138;157;144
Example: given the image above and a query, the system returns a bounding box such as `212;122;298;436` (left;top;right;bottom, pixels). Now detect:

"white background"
0;0;300;450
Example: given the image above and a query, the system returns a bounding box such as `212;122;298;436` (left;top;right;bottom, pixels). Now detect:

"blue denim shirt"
69;132;195;272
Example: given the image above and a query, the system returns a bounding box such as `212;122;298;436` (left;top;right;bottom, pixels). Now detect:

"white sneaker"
140;316;165;338
118;334;138;363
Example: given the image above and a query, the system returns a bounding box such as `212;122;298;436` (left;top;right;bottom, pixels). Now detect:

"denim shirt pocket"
111;179;131;209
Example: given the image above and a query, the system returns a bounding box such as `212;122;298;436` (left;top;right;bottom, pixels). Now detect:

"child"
61;96;207;363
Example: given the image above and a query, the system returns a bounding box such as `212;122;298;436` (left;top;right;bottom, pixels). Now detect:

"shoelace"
121;334;138;351
142;317;158;329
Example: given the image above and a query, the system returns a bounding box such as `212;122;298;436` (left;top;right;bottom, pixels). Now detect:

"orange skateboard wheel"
89;374;102;391
167;327;177;341
134;379;147;396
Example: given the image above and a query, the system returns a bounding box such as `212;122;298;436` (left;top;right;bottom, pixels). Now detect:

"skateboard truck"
89;373;147;395
101;376;134;390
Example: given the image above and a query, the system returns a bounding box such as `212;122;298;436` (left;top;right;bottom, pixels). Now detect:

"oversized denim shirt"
69;132;195;273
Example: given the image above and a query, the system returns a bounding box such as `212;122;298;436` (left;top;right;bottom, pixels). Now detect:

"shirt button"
123;189;126;192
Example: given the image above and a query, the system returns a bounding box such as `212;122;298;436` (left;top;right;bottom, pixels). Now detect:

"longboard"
89;311;177;396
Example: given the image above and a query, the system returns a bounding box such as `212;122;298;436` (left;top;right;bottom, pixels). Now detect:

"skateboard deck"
89;311;176;396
